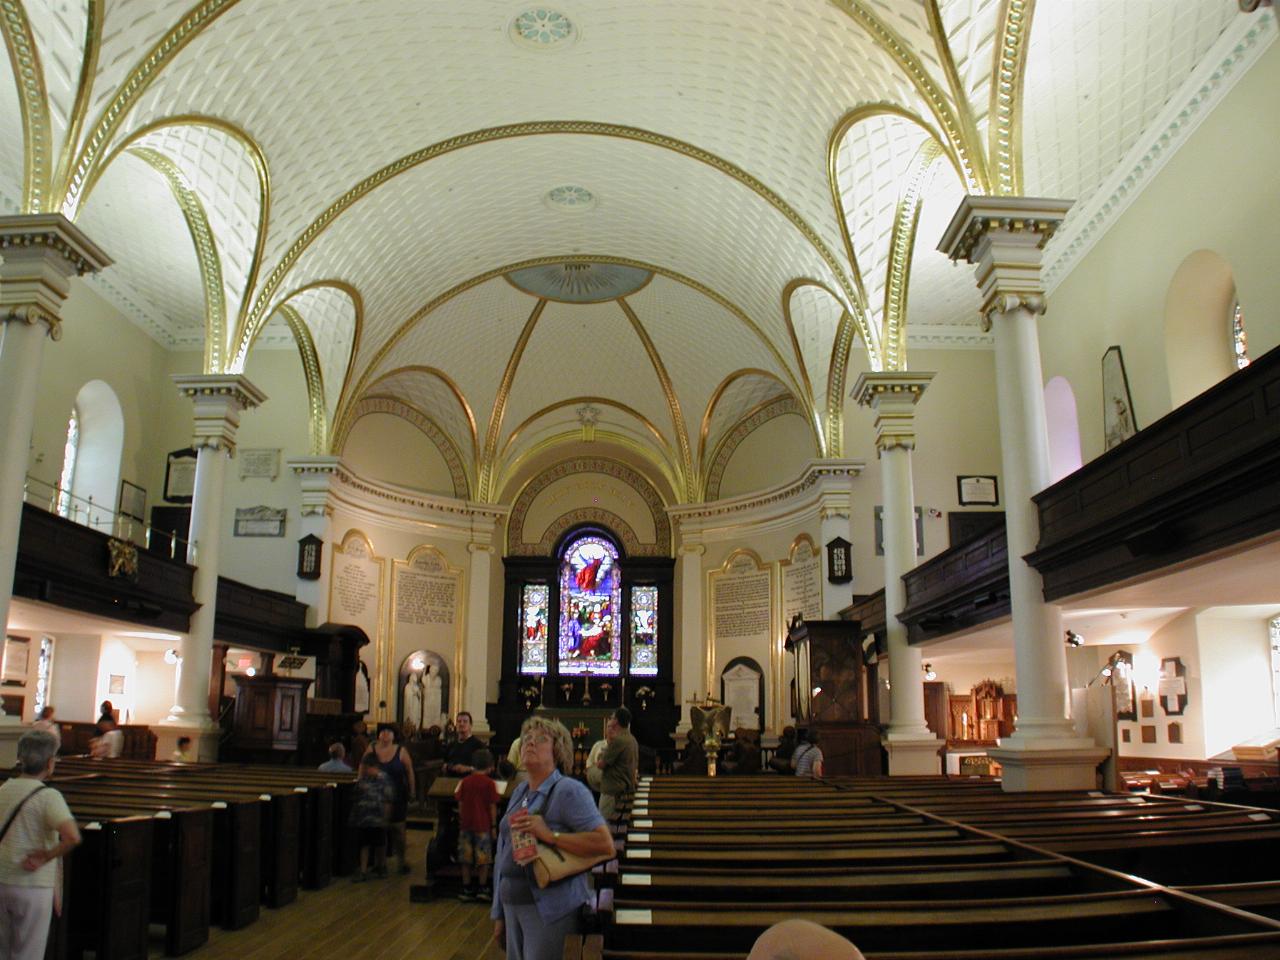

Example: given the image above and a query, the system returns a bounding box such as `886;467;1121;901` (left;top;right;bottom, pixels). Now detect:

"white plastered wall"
1042;39;1280;461
715;413;818;499
341;413;458;496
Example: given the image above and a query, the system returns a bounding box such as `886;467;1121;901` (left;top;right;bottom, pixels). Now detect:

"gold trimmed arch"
339;395;470;500
507;456;671;557
50;0;101;216
989;0;1034;196
499;396;678;473
881;139;945;371
783;277;853;455
235;121;862;363
127;145;227;374
268;279;364;425
478;298;546;502
341;256;806;440
352;364;478;465
829;1;989;194
61;0;244;217
616;297;694;500
703;395;808;502
275;303;327;455
1;0;52;212
698;368;807;470
83;113;271;370
494;430;682;509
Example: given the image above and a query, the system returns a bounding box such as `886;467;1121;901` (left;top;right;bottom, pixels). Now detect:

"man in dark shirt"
596;707;638;819
445;711;485;775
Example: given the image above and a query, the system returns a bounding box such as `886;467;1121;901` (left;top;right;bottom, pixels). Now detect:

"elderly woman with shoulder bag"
491;716;614;960
0;730;81;960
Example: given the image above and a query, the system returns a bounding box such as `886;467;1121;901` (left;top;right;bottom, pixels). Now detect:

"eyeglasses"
520;734;552;746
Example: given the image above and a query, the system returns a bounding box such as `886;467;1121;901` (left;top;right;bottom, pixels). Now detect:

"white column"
288;456;341;628
940;196;1105;790
0;217;110;663
676;541;705;733
464;534;495;735
165;375;266;759
854;372;941;774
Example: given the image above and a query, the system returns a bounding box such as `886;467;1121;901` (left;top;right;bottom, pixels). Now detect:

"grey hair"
17;730;58;775
520;715;574;772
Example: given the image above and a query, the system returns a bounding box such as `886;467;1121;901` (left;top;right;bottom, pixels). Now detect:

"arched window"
56;407;79;518
1044;376;1083;481
67;380;124;532
1164;250;1238;407
1232;301;1250;370
558;533;621;676
629;585;659;676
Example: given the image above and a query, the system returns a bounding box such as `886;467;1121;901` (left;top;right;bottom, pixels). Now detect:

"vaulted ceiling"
0;0;1247;502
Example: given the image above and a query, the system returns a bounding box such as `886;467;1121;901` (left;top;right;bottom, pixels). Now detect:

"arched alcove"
68;380;124;532
1044;376;1083;482
1164;250;1238;407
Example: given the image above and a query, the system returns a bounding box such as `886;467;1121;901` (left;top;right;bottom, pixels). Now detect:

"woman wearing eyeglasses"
491;716;614;960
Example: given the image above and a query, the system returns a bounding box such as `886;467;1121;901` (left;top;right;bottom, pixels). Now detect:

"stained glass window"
519;584;549;675
1232;302;1250;370
629;585;659;677
558;534;621;676
57;407;78;519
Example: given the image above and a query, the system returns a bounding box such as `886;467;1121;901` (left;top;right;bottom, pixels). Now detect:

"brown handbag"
530;839;613;889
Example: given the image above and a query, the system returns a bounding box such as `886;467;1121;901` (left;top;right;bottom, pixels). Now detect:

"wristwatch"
552;830;562;845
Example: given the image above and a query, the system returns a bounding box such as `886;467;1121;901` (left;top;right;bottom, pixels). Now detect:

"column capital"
0;214;111;340
173;374;267;455
938;196;1072;331
288;455;342;477
677;542;705;558
289;455;341;516
853;371;935;453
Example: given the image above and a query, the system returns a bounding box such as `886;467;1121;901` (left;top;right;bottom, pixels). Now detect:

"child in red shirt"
454;748;499;901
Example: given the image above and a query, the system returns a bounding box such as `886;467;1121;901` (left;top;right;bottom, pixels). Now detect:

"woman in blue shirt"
492;717;613;960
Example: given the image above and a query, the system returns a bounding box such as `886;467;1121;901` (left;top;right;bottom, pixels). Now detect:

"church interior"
2;1;1280;957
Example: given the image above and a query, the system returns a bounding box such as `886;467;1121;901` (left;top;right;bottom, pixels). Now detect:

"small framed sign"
824;537;852;584
118;480;147;523
239;448;280;480
957;475;999;506
297;533;323;580
165;448;197;503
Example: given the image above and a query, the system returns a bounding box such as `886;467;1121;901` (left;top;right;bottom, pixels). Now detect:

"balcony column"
854;372;942;774
675;540;706;734
940;196;1106;790
288;456;342;628
0;217;110;653
164;375;266;760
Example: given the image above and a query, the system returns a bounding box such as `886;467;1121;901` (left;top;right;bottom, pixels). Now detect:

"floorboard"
162;830;502;960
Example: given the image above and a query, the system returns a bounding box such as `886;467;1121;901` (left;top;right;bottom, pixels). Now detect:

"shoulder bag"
527;779;615;889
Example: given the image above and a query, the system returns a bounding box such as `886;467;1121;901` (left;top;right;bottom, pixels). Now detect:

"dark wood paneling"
214;576;309;652
1030;344;1280;600
899;523;1010;644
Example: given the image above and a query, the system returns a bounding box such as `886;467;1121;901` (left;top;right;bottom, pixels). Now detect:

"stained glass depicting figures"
629;585;659;676
519;584;549;675
558;535;621;676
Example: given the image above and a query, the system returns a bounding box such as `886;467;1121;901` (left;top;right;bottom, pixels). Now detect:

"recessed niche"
1168;722;1182;744
1141;725;1157;744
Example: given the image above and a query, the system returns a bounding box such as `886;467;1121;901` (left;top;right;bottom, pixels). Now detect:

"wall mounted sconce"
922;662;937;681
1064;630;1084;647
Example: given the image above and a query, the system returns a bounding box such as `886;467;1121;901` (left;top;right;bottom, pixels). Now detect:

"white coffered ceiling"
0;0;1260;502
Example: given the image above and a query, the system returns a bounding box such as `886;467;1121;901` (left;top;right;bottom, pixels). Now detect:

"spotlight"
1064;630;1084;647
922;662;937;681
164;648;181;665
245;666;257;677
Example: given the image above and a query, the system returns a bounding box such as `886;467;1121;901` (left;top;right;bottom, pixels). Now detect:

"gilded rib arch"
990;0;1035;196
499;397;677;474
61;0;244;218
478;299;547;502
235;121;861;364
1;0;53;212
84;113;271;368
275;303;328;455
881;140;944;372
51;0;101;215
128;146;227;375
341;255;808;440
348;364;478;466
828;0;988;194
698;369;812;474
273;279;365;429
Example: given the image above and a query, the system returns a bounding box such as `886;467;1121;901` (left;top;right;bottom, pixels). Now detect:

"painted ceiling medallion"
510;8;577;48
506;263;653;303
545;184;595;210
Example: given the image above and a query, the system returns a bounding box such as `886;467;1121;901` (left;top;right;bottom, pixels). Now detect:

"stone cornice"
330;464;509;530
670;459;864;527
0;214;112;276
937;196;1073;265
172;374;268;410
851;371;935;408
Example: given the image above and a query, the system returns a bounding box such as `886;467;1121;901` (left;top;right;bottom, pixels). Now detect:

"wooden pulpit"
230;674;313;756
786;617;882;775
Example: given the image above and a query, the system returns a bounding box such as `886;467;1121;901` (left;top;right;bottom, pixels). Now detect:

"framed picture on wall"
1102;345;1139;450
2;635;30;685
118;480;147;524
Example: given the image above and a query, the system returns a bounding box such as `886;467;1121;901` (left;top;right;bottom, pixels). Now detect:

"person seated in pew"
769;726;798;774
675;734;707;776
791;729;823;778
721;728;762;775
0;730;81;960
747;919;866;960
171;737;195;762
96;701;115;726
349;754;391;881
31;707;59;751
318;742;352;773
89;717;123;759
